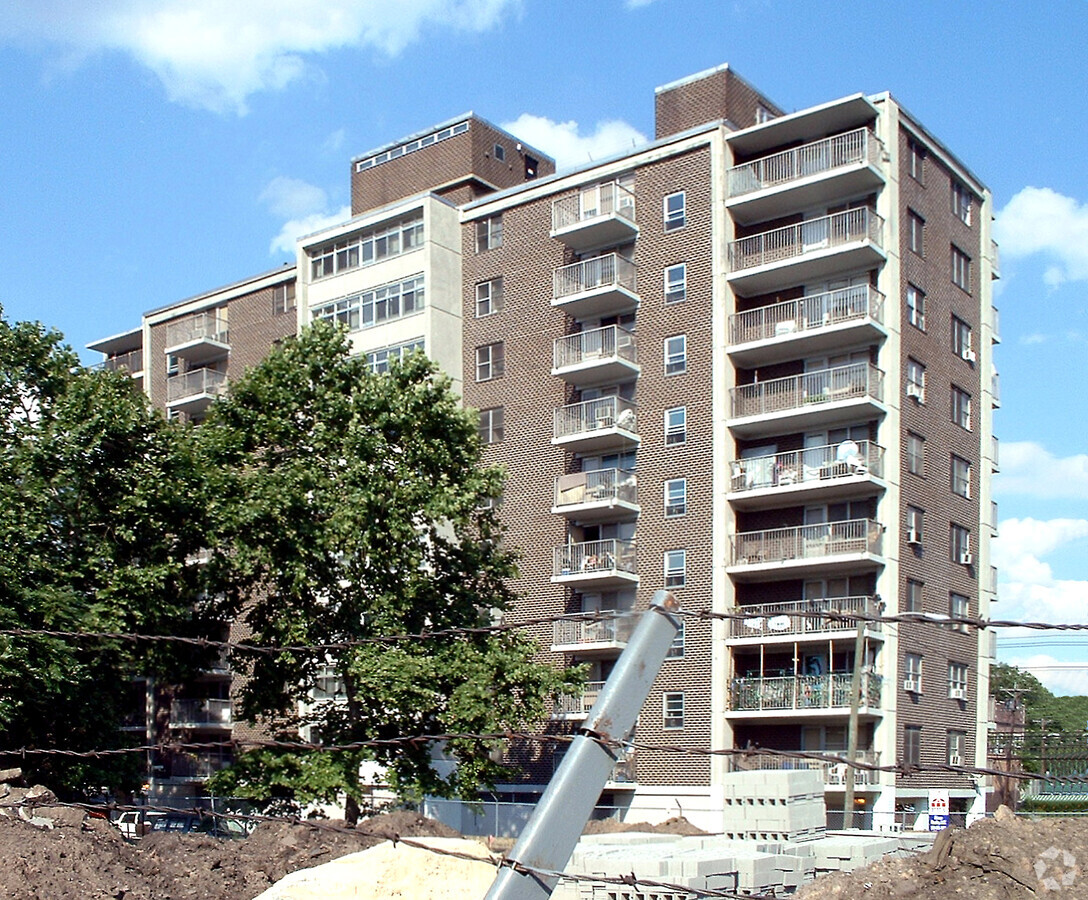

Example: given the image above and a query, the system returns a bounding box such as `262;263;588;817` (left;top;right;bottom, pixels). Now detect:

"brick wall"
655;67;784;139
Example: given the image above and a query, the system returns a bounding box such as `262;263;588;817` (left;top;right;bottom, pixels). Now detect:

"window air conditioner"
906;529;922;545
948;753;963;766
949;688;968;701
903;677;921;693
959;551;973;565
906;383;924;401
964;349;977;363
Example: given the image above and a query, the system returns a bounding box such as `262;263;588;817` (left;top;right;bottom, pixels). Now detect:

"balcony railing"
553;539;637;579
553;325;637;370
553;613;636;648
992;435;1000;471
727;749;882;786
730;285;884;346
553;254;636;302
554;468;637;510
554;396;638;441
730;362;884;419
100;348;144;374
991;240;1001;277
992;306;1001;343
166;367;227;404
730;440;884;493
554;680;605;717
170;698;232;727
728;128;883;198
165;312;229;349
552;183;636;231
729;673;883;712
728;596;882;639
729;208;884;272
160;749;234;779
731;518;883;566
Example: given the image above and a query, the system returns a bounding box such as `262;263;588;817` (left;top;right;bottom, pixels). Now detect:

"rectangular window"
475;216;503;252
664;478;687;517
908;210;924;255
478;407;504;444
311;274;425;333
662;692;684;729
907;432;925;476
949;592;970;633
948;664;969;700
166;354;180;377
906;579;923;613
904;654;923;693
664;335;687;376
664;549;686;588
666;618;685;658
951;245;971;291
475;277;503;317
309;217;423;280
908;140;925;183
664;192;686;231
947;730;966;765
951;182;972;224
664;407;687;446
904;726;922;765
951;455;971;498
664;263;687;304
273;282;296;315
906;358;926;402
952;316;973;361
907;506;924;544
952;386;972;430
475;342;505;382
365;338;424;374
493;143;506;162
906;284;925;330
951;524;972;565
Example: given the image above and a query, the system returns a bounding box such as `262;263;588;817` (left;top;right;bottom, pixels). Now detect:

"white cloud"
996;442;1088;499
1004;654;1088;697
258;176;349;256
994;186;1088;284
267;206;352;257
1;0;520;114
993;517;1088;629
625;0;660;7
501;114;648;171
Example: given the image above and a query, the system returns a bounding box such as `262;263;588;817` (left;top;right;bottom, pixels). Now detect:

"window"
664;407;687;446
166;354;180;376
493;143;506;162
947;730;966;765
664;192;686;231
663;692;684;729
951;386;972;429
906;284;925;330
948;664;969;701
309;216;424;280
904;726;922;765
311;274;425;332
273;282;296;315
904;654;923;693
475;216;503;252
478;407;504;444
905;579;924;613
951;455;971;498
475;342;505;382
907;432;925;476
524;155;539;179
664;549;686;588
755;104;774;124
908;210;924;255
951;524;972;565
475;278;503;317
908;140;925;183
664;478;687;517
365;338;424;374
664;263;687;304
952;316;973;361
949;592;970;633
354;121;468;172
907;506;924;544
667;618;685;658
951;245;971;291
664;335;687;375
951;182;972;224
906;358;926;402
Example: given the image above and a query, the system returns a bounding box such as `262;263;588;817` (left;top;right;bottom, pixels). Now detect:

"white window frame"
907;506;924;544
951;455;971;498
664;334;687;376
475;216;503;252
475;277;503;317
663;192;686;231
951;182;972;225
904;653;923;693
907;432;925;476
666;618;685;658
365;338;425;374
664;263;687;304
664;549;686;588
947;729;966;766
951;245;971;291
951;524;971;565
664;406;687;446
273;282;296;315
949;592;969;632
664;478;687;518
952;386;972;430
475;342;505;382
952;315;973;360
478;407;504;444
906;358;926;402
906;284;925;330
662;692;684;729
948;664;969;700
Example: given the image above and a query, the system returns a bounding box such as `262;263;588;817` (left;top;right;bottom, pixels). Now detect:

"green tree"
0;306;215;795
202;324;578;821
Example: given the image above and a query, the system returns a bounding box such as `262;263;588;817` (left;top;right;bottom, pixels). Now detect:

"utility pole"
842;610;866;829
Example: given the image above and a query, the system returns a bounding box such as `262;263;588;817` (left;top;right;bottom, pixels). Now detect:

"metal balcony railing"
553;539;637;579
991;240;1001;276
553;254;636;302
554;396;638;440
166;367;227;403
554;468;637;510
728;128;883;198
727;749;882;786
169;698;232;727
992;435;1000;471
729;440;884;492
729;208;884;272
728;596;882;639
161;750;234;779
554;680;605;717
165;312;229;349
730;362;884;419
552;182;636;231
553;613;636;648
731;518;884;565
553;325;637;370
729;285;884;345
992;306;1001;342
729;673;883;711
100;348;143;374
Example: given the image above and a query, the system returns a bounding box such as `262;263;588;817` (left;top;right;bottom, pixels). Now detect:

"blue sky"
1;0;1086;692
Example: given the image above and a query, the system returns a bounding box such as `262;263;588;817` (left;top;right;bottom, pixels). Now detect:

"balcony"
727;673;883;716
727;128;885;224
728;440;885;509
551;182;638;251
991;240;1001;279
553;680;605;719
552;325;639;387
727;208;885;296
160;749;233;781
728;362;885;438
553;468;638;522
728;285;886;368
992;435;1000;472
551;613;635;654
552;254;638;318
552;539;638;588
553;396;639;452
991;370;1001;408
728;749;882;788
164;311;230;364
99;348;144;376
165;367;227;416
728;518;884;581
992;306;1001;343
169;698;232;729
727;596;883;643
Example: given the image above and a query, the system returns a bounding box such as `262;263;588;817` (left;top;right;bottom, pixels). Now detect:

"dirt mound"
582;815;706;836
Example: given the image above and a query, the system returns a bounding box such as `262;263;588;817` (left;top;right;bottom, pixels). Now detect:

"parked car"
148;812;250;839
113;810;161;839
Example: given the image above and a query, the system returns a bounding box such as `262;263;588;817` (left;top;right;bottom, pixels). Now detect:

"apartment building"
92;65;997;828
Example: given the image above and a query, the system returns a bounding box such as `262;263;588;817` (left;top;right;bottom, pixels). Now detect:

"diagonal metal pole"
485;590;682;900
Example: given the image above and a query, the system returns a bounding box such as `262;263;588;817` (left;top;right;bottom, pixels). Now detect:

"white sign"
928;789;950;831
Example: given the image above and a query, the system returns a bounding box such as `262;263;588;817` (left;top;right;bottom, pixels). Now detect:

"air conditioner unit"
906;529;922;545
906;383;924;401
950;688;968;701
963;349;977;363
903;677;921;693
948;753;963;766
959;551;973;565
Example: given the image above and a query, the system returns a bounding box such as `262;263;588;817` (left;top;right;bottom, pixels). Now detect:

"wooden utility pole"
842;613;866;828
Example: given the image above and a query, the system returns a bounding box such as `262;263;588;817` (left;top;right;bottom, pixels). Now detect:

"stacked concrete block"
719;769;826;842
812;834;900;874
